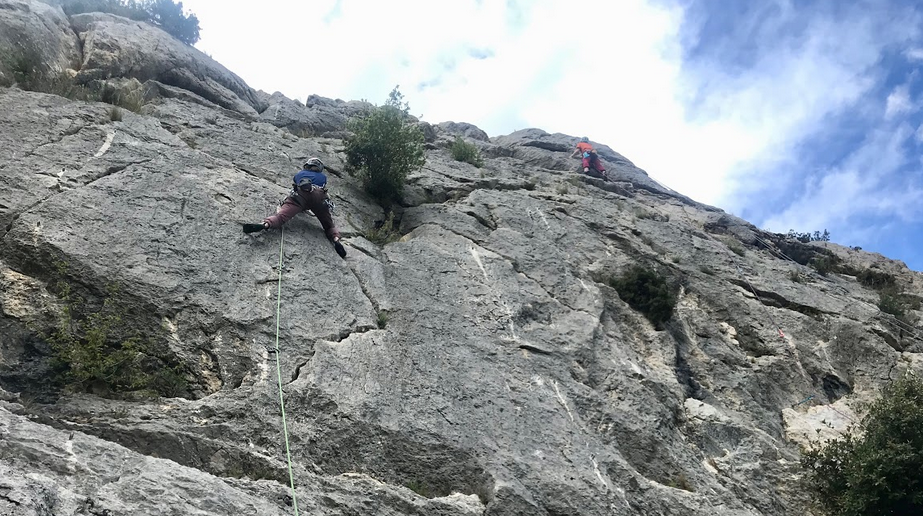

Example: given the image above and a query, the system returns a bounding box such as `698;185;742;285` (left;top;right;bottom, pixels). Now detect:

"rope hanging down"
274;227;300;515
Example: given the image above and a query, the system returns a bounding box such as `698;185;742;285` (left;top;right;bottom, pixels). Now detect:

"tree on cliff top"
345;86;426;208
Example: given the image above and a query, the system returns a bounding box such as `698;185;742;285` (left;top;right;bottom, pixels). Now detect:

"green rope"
274;227;299;515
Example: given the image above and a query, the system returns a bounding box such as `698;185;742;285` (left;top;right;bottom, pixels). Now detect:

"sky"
179;0;923;271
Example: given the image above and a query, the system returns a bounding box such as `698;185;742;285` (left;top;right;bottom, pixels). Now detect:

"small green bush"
47;265;186;397
801;373;923;515
109;106;123;122
609;265;678;329
635;208;657;220
810;255;839;276
450;136;483;167
364;211;401;245
345;86;425;208
4;45;96;101
666;472;694;492
857;268;896;291
100;83;147;112
878;287;920;325
724;238;745;257
405;479;433;498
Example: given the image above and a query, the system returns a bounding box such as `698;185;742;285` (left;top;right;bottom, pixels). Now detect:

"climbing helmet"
303;157;325;172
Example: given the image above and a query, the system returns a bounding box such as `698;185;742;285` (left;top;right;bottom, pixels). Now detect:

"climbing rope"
273;227;300;515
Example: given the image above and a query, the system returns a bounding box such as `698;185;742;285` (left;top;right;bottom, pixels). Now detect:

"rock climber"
243;157;347;259
570;137;608;181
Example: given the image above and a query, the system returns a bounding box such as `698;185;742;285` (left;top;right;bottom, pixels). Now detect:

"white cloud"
885;84;912;119
760;124;923;238
905;47;923;61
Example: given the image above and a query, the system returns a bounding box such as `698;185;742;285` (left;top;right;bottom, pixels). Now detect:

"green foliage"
345;86;425;208
100;83;147;112
723;237;745;257
146;0;200;45
2;43;154;109
635;208;657;220
857;268;896;291
47;264;186;397
109;106;122;121
404;479;433;498
61;0;200;45
3;44;97;100
376;310;389;329
788;228;831;243
609;265;678;329
801;373;923;516
450;136;484;167
810;255;840;276
666;472;694;492
878;287;921;325
363;211;401;245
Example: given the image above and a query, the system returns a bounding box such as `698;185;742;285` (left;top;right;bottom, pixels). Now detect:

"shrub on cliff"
801;373;923;515
609;266;677;329
47;264;187;398
345;86;425;208
450;137;484;168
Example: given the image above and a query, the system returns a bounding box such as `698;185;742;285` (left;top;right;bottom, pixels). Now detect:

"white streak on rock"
94;130;116;158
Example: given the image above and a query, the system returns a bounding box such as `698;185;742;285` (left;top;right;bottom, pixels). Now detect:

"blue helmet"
580;137;589;143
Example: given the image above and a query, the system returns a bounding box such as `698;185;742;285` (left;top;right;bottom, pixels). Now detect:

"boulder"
0;0;81;84
69;12;265;117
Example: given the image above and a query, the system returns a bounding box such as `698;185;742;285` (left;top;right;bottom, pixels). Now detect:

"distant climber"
243;157;347;259
570;137;609;181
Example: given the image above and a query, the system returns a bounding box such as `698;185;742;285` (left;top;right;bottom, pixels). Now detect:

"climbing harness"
273;227;300;515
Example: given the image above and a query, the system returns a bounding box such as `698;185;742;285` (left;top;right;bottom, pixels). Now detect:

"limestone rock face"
0;0;81;82
437;121;491;142
69;12;265;116
259;92;373;137
2;2;923;515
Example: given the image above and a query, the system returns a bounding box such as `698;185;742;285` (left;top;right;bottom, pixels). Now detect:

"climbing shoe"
333;240;347;259
243;223;266;234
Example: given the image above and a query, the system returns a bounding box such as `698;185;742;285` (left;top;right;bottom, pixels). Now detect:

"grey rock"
418;121;437;143
0;404;485;515
259;92;372;136
0;0;82;82
436;121;490;141
69;12;265;116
